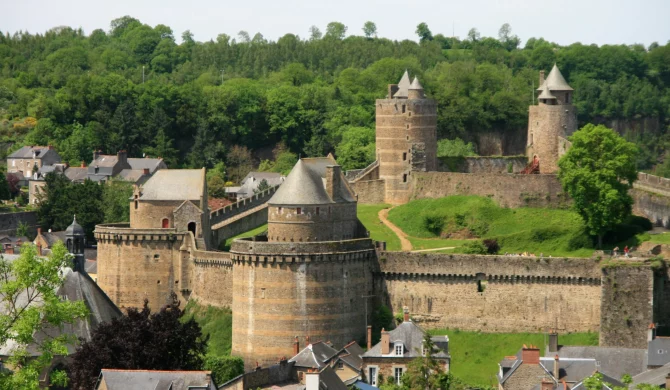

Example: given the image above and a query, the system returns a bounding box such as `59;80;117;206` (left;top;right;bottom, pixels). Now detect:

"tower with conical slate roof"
376;71;437;204
527;64;577;173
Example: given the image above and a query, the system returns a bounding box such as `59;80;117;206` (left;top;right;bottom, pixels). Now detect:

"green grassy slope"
429;329;599;387
220;223;268;251
357;204;402;251
387;196;595;257
183;301;233;356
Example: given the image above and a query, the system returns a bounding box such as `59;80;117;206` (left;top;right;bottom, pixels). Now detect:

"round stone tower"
376;71;437;204
527;64;577;173
230;156;377;369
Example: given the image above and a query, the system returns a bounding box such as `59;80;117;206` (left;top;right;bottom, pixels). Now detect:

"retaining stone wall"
437;156;528;174
0;211;38;236
350;179;386;204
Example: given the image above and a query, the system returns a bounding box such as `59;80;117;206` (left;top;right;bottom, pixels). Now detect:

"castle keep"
94;67;670;370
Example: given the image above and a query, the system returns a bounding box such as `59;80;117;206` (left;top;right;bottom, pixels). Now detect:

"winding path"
378;207;413;252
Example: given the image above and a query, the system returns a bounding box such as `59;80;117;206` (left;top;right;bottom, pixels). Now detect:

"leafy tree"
226;145;253;184
363;21;378;39
371;305;394;345
308;26;322;40
437;138;477;157
237;31;251;43
416;23;433;42
203;356;244;385
0;242;89;390
144;128;179;168
0;174;10;201
558;124;638;247
208;176;227;199
325;22;347;40
16;221;30;239
254;179;271;194
335;126;375;170
102;179;134;223
467;28;480;42
68;293;207;390
402;334;452;390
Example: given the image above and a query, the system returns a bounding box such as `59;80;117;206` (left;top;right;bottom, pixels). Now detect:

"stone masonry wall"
437;156;528;174
600;265;655;349
411;172;570;208
377;252;602;334
190;256;233;307
0;211;38;236
350;179;385;204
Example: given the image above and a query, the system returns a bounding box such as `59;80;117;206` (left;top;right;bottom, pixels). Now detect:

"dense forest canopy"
0;16;669;178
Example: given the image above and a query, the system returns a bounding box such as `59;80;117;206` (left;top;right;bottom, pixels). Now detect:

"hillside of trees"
1;16;669;179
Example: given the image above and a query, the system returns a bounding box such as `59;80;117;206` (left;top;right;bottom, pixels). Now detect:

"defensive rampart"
349;179;385;204
437;156;528;174
632;173;670;227
210;185;278;227
0;210;38;236
411;172;570;208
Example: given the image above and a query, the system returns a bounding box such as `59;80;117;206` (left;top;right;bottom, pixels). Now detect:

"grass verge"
357;204;402;251
220;224;268;251
428;329;599;387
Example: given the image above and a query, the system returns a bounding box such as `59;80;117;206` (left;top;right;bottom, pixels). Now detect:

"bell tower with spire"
527;64;577;173
375;71;437;204
65;215;86;273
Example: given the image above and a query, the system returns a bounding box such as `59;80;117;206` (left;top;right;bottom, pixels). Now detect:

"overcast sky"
4;0;669;47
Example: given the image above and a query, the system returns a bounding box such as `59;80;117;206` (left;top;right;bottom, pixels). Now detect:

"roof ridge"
101;369;211;374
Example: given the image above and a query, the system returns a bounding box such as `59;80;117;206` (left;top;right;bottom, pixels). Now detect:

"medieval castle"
95;66;670;369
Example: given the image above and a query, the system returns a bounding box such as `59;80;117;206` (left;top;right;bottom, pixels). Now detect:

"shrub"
422;213;445;236
204;356;244;384
567;228;592;250
483;239;499;254
531;227;565;242
462;240;488;254
627;215;653;231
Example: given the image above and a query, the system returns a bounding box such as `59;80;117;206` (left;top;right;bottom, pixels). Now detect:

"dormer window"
395;344;403;356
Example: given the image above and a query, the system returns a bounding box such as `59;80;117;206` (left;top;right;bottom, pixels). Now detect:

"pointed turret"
537;83;556;101
393;70;411;98
538;64;573;92
65;215;86;273
408;76;425;99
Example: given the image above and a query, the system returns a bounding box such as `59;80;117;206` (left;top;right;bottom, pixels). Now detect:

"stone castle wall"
230;238;377;368
437;156;528;174
267;203;359;242
411;172;570;208
189;251;233;308
377;252;602;334
130;200;183;229
0;211;38;236
350;179;386;204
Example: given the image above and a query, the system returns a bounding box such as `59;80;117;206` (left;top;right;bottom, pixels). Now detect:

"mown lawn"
387;196;596;257
220;223;268;251
428;329;599;387
183;300;233;356
357;204;402;251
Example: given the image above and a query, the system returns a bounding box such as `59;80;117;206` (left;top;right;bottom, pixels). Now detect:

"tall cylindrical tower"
527;64;577;173
376;72;437;204
230;156;377;369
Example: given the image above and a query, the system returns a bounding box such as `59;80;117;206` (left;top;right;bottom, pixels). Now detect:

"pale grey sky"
4;0;669;47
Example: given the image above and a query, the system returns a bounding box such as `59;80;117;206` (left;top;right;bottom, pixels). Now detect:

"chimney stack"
403;307;410;322
665;374;670;390
80;161;86;168
143;168;150;175
521;344;540;365
93;150;101;161
306;370;320;390
381;328;390;355
548;329;559;352
37;227;41;236
388;84;399;99
48;145;53;150
553;355;560;380
117;150;128;166
293;336;300;355
540;70;546;87
649;323;656;341
367;325;372;350
325;165;342;201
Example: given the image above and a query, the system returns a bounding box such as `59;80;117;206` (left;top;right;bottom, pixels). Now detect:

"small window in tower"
402;105;406;113
403;174;407;183
565;94;569;103
261;288;266;299
297;207;302;215
403;153;407;161
408;112;412;117
316;207;320;215
406;135;409;141
278;207;282;214
153;254;160;260
134;201;138;210
406;124;409;130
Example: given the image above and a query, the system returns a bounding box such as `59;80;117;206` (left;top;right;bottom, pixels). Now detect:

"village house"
6;145;61;178
94;369;216;390
362;309;450;387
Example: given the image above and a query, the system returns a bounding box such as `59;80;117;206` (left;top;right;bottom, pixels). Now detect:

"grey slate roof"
571;373;624;390
631;362;670;387
538;83;557;100
409;77;423;90
237;172;285;199
538;64;573;91
362;321;449;359
139;169;205;201
289;341;339;368
118;169;149;185
66;216;85;236
64;167;88;182
393;70;411;98
97;369;216;390
539;357;598;383
338;342;364;371
36;230;66;247
269;157;356;206
648;337;670;367
8;146;60;161
127;157;166;173
318;366;348;390
554;346;647;378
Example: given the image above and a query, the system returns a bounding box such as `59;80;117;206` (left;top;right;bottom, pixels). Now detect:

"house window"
161;218;169;228
297;207;302;215
394;367;404;385
395;344;403;356
337;361;344;369
369;367;377;386
11;160;15;167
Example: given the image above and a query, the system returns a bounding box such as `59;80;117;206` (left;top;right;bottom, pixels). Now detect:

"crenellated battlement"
379;271;601;286
210;185;279;226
